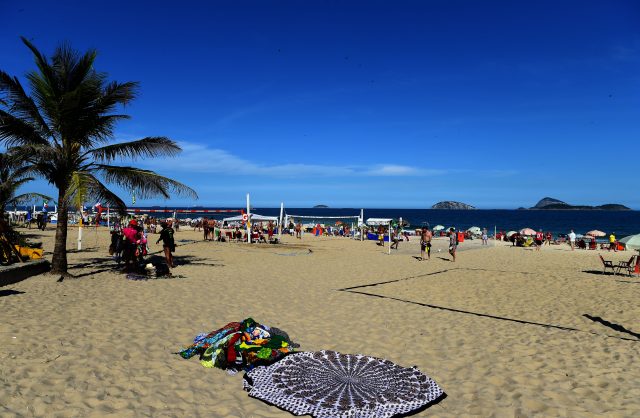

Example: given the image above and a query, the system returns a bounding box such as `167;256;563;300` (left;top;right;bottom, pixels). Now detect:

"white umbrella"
467;226;481;234
520;228;536;236
432;225;445;231
506;230;517;237
619;234;640;251
585;230;606;237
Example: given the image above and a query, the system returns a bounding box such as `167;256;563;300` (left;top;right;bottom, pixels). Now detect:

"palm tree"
0;150;52;213
0;38;197;275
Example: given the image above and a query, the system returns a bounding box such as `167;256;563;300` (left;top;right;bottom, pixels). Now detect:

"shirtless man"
421;227;432;260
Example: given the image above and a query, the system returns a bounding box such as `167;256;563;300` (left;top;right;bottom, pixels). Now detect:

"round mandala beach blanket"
243;350;445;417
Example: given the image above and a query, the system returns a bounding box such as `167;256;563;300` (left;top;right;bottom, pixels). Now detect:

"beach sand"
2;227;640;417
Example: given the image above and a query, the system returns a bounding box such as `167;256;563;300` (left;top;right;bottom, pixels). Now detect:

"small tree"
0;150;52;213
0;38;197;275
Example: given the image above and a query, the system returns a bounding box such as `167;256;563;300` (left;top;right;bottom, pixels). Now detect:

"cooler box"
457;232;465;243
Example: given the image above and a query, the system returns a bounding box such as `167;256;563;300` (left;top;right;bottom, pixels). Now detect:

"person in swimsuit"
420;227;432;260
448;228;457;262
156;221;176;269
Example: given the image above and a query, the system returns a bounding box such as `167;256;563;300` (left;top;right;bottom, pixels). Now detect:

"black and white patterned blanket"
243;350;445;417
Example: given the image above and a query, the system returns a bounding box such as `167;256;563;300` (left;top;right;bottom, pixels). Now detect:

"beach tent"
432;225;445;231
520;228;536;236
222;213;279;224
619;234;640;251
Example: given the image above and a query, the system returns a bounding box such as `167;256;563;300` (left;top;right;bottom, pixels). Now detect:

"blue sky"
1;0;639;209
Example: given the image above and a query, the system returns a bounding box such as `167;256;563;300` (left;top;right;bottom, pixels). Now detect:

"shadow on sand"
583;314;640;340
0;289;25;297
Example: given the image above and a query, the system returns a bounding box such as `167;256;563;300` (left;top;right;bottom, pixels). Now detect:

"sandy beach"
1;227;640;417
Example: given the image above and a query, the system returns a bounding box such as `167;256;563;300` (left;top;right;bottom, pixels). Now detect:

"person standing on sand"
156;221;176;269
535;229;544;251
448;228;457;262
568;229;576;251
609;232;617;252
482;228;488;245
421;227;432;260
546;231;552;245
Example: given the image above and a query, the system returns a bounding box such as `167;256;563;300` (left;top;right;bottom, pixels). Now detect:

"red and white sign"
242;213;248;222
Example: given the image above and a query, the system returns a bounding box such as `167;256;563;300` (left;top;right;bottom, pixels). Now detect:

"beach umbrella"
433;225;444;231
575;234;584;239
243;350;445;418
520;228;536;236
585;230;606;237
506;230;517;237
619;234;640;251
467;226;481;234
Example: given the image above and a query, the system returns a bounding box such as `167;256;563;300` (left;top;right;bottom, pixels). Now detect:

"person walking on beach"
202;217;209;241
568;229;576;251
482;228;488;245
420;227;432;260
609;232;617;252
156;221;176;269
448;228;457;262
546;231;552;245
535;229;544;251
390;229;399;250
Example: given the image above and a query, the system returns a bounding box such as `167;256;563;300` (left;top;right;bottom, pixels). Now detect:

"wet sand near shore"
1;227;639;417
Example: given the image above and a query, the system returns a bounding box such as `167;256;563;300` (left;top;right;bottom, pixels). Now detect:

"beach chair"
615;256;636;276
599;254;615;275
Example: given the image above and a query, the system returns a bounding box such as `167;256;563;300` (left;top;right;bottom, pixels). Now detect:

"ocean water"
12;206;639;236
168;208;639;237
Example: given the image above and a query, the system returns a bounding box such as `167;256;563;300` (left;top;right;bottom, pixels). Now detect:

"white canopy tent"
366;218;393;226
366;218;393;254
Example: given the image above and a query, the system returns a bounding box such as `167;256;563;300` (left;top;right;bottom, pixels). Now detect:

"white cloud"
136;141;443;178
364;165;447;176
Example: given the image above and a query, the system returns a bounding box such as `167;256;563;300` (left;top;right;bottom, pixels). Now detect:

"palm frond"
94;164;198;200
67;172;126;212
4;176;35;191
0;109;49;147
98;81;139;109
0;71;51;137
88;137;182;162
20;37;59;97
8;192;54;205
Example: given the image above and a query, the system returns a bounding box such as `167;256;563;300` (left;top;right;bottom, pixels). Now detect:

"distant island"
313;205;329;208
530;197;630;211
431;201;476;210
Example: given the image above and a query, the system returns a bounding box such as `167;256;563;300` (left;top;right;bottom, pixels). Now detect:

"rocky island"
431;201;476;210
530;197;630;211
313;205;329;208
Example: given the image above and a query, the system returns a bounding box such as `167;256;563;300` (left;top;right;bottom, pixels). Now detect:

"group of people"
567;230;619;251
109;218;176;272
11;210;48;230
418;226;457;262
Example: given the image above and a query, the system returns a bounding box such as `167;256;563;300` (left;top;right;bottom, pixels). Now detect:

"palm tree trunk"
51;188;69;274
